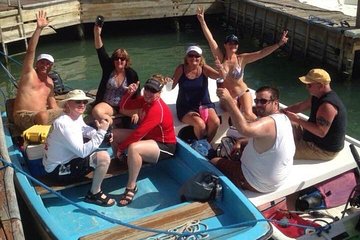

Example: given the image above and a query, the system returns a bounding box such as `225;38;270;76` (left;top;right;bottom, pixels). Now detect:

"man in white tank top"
211;86;295;193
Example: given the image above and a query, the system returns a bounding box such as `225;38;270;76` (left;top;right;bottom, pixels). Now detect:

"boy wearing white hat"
13;10;62;132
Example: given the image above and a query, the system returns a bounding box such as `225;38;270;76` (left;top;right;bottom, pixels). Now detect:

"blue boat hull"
2;112;272;239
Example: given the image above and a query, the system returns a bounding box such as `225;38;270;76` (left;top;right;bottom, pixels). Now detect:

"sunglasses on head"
74;100;88;104
144;86;159;93
113;56;127;61
187;53;201;58
254;98;273;105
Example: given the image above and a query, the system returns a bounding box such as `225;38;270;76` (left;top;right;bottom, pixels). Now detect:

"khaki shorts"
293;124;339;161
13;109;62;131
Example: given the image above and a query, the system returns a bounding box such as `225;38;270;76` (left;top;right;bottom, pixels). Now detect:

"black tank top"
303;91;347;152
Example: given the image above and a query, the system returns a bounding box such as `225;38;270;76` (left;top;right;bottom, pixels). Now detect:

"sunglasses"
254;98;273;105
113;57;127;61
187;53;201;58
74;100;88;104
144;86;159;93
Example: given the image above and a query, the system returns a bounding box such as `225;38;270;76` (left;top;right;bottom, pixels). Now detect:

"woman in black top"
92;23;140;126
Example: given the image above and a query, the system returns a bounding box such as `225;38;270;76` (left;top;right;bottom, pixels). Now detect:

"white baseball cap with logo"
36;54;54;64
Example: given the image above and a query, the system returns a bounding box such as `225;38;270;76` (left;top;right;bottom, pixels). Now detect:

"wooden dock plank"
80;202;223;240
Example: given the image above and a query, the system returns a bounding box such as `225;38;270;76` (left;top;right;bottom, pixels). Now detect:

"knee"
96;151;111;166
193;119;206;130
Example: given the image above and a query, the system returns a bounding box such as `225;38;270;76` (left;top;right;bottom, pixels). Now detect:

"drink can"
216;78;224;88
95;15;105;27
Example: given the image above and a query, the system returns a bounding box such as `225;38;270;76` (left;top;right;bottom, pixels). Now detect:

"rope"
0;157;331;238
146;220;209;240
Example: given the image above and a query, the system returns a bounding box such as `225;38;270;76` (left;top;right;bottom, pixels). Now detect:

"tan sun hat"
299;68;331;85
58;89;94;107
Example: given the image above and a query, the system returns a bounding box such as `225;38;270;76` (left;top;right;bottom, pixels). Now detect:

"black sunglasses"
144;86;159;93
113;56;127;61
187;53;201;58
74;100;88;104
254;98;273;105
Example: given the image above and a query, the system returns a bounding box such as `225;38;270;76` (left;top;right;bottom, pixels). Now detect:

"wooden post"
338;34;345;71
273;13;279;44
357;0;360;27
242;2;247;30
289;19;296;58
77;24;85;40
304;23;310;58
226;0;232;28
322;29;328;64
251;7;257;38
261;9;268;46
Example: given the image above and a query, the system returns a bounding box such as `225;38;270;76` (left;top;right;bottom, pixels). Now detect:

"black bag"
48;70;70;95
179;171;222;202
216;136;241;161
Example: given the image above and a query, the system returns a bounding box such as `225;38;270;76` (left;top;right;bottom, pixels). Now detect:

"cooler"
24;143;46;177
22;125;51;144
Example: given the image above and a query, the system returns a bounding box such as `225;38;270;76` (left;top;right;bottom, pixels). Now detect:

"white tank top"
241;113;295;193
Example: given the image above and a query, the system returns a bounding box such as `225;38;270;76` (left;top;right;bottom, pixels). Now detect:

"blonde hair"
149;74;166;85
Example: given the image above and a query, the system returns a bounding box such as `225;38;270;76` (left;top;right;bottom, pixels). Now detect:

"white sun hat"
36;54;54;63
58;89;94;107
185;46;202;55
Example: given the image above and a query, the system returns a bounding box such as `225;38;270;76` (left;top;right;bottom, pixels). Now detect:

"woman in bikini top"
197;6;288;121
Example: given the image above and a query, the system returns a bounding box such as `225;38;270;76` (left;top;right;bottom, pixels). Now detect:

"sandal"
84;190;115;207
118;186;138;206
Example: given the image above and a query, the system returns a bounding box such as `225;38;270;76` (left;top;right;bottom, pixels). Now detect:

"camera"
95;15;104;27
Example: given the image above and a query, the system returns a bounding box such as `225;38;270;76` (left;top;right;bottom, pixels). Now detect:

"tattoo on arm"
316;116;331;127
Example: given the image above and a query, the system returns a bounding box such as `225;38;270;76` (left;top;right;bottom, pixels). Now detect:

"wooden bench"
79;202;223;240
244;140;360;207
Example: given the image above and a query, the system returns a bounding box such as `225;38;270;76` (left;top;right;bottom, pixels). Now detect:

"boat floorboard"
35;158;129;195
79;202;223;240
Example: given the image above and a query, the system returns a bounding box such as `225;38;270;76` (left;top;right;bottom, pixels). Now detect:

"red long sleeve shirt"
118;92;177;152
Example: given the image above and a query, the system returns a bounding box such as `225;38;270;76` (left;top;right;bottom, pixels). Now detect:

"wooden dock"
0;113;24;240
1;0;360;79
224;0;360;79
0;0;223;58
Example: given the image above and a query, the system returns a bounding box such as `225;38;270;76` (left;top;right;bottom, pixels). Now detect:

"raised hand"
36;10;49;29
196;6;205;22
278;30;289;47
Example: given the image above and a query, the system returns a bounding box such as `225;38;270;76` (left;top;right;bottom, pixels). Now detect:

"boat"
161;79;360;239
0;98;273;239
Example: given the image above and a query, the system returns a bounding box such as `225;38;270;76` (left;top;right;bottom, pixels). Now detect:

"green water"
1;16;360;140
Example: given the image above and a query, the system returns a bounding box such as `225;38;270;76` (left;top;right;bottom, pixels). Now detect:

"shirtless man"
13;10;62;131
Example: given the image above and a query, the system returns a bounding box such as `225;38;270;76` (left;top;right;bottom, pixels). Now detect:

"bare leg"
119;140;159;205
181;112;206;139
111;128;133;157
238;92;257;121
206;108;220;142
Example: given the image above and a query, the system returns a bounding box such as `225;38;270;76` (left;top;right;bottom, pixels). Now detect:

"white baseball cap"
36;54;54;63
185;46;202;55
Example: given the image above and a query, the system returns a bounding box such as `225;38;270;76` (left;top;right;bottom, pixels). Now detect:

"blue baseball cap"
225;34;239;44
